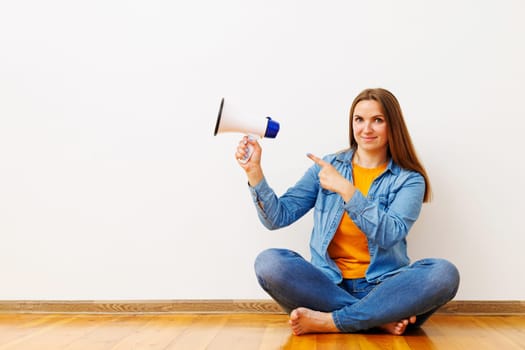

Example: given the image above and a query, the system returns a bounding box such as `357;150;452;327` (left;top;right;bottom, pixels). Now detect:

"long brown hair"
349;88;432;202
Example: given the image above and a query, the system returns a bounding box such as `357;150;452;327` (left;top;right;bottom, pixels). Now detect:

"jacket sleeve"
249;165;320;230
344;170;425;249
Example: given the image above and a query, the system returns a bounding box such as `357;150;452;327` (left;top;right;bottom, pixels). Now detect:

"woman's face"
352;99;388;154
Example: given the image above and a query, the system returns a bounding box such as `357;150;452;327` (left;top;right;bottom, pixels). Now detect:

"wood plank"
0;315;114;350
164;315;229;350
429;315;525;350
0;300;523;315
438;300;525;315
110;315;195;350
0;315;75;350
0;300;283;314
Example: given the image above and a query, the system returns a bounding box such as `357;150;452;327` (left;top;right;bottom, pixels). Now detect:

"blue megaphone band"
264;117;280;138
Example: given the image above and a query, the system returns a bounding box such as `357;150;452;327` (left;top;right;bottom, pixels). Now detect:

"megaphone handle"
239;134;258;164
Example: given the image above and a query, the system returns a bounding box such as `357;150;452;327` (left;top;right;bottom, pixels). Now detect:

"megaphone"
214;97;280;163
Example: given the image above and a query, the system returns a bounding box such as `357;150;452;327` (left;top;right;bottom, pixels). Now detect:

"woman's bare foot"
289;307;340;335
379;316;417;335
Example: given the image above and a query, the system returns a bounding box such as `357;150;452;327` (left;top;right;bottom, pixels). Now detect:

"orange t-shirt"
327;162;387;279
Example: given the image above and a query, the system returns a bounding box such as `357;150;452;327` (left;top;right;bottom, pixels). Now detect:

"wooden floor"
0;313;524;349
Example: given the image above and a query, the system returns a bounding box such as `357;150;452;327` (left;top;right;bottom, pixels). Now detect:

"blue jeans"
254;248;460;333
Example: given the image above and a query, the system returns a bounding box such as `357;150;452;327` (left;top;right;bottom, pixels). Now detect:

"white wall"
0;0;523;300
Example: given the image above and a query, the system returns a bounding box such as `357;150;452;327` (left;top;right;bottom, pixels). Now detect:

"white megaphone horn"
214;97;280;163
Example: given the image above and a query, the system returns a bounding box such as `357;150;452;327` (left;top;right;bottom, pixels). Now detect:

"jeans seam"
331;311;345;332
331;281;381;333
256;275;299;313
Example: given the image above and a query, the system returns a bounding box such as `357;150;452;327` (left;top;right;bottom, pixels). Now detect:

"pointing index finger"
307;153;327;167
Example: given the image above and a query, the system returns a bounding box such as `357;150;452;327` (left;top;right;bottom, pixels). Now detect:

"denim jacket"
249;149;426;284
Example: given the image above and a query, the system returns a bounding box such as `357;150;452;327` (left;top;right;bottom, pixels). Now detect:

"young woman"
235;88;460;335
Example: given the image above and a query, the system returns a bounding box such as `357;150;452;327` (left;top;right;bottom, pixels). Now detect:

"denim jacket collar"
334;148;400;176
